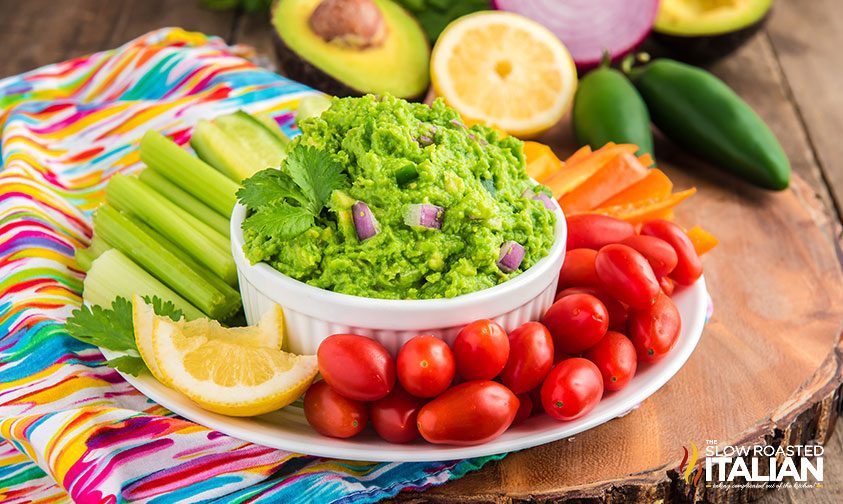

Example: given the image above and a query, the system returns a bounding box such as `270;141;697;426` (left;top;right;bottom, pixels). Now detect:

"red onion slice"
352;201;379;241
522;188;555;210
404;204;444;230
497;241;525;273
493;0;659;70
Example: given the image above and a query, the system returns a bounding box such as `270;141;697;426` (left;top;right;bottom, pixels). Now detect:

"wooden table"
2;1;842;502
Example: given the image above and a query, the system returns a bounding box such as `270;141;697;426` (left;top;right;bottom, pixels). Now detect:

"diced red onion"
522;188;555;210
497;241;525;273
450;119;465;128
352;201;379;241
404;204;444;230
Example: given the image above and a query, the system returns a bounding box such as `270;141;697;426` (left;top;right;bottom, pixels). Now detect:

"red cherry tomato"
566;214;635;250
397;335;455;398
659;276;675;296
620;235;678;278
513;393;533;425
499;322;555;394
557;248;600;290
639;220;703;286
542;293;609;354
370;384;425;443
628;293;681;363
583;331;638;391
304;381;368;438
317;334;395;401
595;244;660;309
556;287;629;332
417;381;519;445
452;319;510;381
541;358;604;421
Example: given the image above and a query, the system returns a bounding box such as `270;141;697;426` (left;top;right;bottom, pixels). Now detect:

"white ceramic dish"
230;200;568;355
102;275;706;462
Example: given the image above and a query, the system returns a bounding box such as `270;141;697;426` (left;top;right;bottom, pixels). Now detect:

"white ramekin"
231;201;567;356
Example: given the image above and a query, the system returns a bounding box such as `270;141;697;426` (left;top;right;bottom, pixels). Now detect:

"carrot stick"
544;144;639;199
600;168;673;208
558;152;649;214
637;153;655;167
563;145;593;166
583;188;697;224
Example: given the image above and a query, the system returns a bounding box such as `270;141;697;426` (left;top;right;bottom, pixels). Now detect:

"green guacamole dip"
242;94;556;300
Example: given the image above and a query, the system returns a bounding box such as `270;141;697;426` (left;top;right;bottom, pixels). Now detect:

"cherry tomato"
499;322;555;394
556;287;628;332
513;393;533;425
304;381;368;438
417;381;519;445
317;334;395;401
659;276;675;296
542;293;608;354
583;331;638;391
628;293;681;363
397;335;455;398
541;358;604;421
620;235;678;278
566;214;635;251
452;319;509;380
557;248;600;290
370;384;425;443
595;244;660;309
639;220;703;286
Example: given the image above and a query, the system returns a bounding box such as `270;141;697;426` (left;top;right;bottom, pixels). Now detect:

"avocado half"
272;0;430;100
651;0;773;63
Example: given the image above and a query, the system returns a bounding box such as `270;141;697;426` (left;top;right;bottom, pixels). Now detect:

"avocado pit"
309;0;387;49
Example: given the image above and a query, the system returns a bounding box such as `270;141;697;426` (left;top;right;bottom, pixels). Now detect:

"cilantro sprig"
65;295;183;376
237;145;347;239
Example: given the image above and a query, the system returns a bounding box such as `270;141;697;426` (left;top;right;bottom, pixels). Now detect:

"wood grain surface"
1;1;842;502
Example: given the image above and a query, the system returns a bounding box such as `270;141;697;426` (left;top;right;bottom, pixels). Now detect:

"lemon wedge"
430;11;578;138
132;296;315;417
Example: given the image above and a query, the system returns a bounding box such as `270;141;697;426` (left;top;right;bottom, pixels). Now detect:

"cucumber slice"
254;112;292;146
191;111;288;182
296;95;332;125
215;111;288;168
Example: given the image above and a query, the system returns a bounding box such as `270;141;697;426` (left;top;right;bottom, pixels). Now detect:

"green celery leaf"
242;202;315;239
106;356;147;376
285;146;347;215
237;168;308;209
65;297;136;352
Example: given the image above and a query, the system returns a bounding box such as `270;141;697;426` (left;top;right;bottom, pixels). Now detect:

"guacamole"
240;94;556;300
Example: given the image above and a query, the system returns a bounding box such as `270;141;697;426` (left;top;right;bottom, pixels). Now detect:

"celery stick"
89;234;112;258
125;213;242;313
84;249;203;320
94;205;238;320
139;169;230;237
106;174;237;286
75;247;94;272
140;130;238;216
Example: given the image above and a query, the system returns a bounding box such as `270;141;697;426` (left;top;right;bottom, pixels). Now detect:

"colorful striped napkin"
0;28;502;503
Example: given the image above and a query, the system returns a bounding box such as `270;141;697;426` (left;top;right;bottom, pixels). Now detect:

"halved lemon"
431;11;578;138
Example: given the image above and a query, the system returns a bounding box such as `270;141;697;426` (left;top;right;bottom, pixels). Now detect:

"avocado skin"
651;11;769;64
272;28;428;102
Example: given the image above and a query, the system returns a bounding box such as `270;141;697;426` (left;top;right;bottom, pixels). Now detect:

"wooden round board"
392;152;843;502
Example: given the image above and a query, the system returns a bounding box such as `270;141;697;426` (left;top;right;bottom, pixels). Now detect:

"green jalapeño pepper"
573;57;654;160
629;58;791;190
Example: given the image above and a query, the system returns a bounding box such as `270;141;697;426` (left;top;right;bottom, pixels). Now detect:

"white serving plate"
102;276;707;463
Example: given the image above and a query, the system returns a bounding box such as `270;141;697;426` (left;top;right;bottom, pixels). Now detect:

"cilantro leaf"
106;356;147;376
66;297;136;352
285;146;347;215
236;168;309;209
242;202;315;239
142;295;184;322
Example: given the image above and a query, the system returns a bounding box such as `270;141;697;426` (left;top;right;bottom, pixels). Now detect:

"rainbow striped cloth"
0;28;502;503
